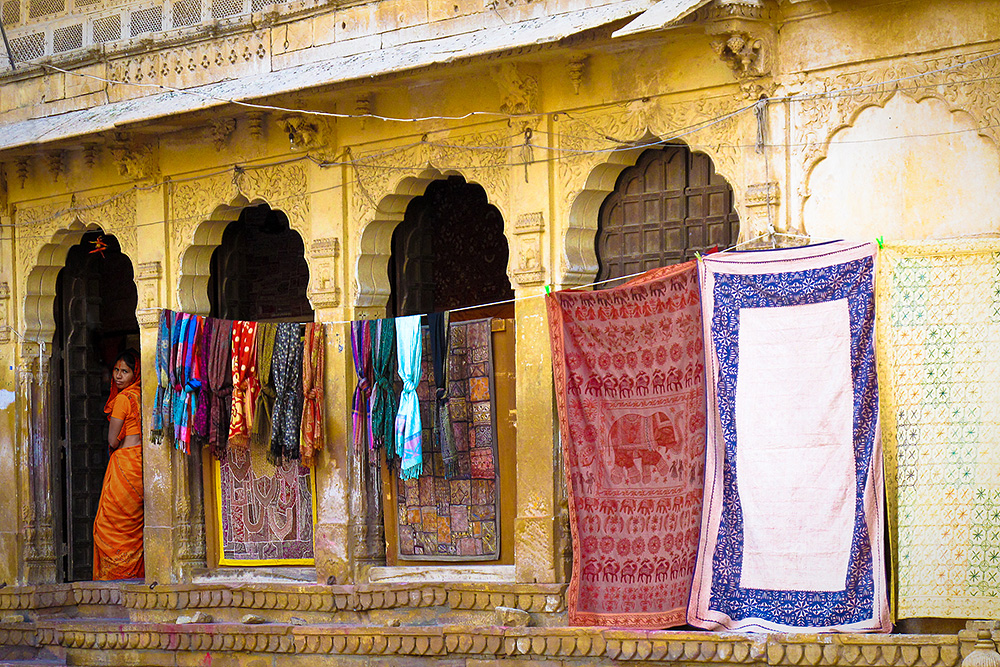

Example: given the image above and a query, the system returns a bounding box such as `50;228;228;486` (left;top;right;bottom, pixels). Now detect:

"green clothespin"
544;284;552;295
876;236;884;249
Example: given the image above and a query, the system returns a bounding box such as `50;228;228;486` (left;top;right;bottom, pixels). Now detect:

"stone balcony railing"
0;0;296;69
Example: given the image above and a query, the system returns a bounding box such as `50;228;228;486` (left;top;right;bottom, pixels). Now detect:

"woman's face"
113;359;135;389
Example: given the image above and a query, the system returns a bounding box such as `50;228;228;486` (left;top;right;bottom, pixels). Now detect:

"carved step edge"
0;621;969;664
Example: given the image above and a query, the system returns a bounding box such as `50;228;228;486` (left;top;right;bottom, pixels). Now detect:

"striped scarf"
207;318;233;459
370;318;397;466
300;322;325;468
151;309;173;444
351;320;374;455
174;314;203;455
192;316;214;445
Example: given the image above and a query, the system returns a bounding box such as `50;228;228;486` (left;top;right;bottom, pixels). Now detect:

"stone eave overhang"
0;0;652;156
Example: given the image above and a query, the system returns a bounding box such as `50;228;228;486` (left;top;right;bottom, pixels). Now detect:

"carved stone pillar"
20;347;57;583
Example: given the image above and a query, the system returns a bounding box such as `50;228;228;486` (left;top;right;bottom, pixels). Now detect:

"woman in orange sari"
93;348;145;580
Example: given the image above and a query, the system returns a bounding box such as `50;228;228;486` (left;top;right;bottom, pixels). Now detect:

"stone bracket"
309;237;341;308
512;212;546;287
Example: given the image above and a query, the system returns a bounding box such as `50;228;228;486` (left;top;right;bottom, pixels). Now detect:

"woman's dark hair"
114;348;140;373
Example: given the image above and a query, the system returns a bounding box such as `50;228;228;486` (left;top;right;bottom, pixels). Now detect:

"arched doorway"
208;204;312;321
596;146;740;285
204;203;316;569
380;174;516;565
388;175;513;316
51;231;138;582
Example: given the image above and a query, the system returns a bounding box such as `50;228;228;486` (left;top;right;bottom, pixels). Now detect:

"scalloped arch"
562;138;740;286
354;167;512;313
176;195;314;315
22;220;136;346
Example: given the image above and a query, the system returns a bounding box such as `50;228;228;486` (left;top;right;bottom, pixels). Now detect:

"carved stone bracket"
210;119;237;151
492;63;538;115
512;212;546;287
308;237;341;308
279;114;325;152
567;55;588;95
109;133;159;181
706;0;775;99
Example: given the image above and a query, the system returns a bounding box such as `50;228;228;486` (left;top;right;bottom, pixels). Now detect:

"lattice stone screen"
0;0;284;70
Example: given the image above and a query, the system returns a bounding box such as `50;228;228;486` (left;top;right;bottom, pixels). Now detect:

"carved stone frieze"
169;171;234;258
308;237;341;308
135;261;162;313
0;281;8;343
745;181;780;229
78;191;138;260
793;47;1000;221
238;162;309;232
107;31;269;93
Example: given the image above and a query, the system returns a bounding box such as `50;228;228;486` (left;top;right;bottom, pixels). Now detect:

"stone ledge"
0;582;566;614
0;620;972;663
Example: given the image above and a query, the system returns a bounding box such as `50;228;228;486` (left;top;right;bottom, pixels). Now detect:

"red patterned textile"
547;260;706;628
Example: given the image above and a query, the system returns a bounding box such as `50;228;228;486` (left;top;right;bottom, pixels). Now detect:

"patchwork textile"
548;261;707;628
216;441;315;564
396;319;500;560
690;241;889;633
877;239;1000;619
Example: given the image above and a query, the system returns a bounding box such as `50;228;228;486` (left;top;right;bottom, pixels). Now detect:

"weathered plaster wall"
1;0;1000;590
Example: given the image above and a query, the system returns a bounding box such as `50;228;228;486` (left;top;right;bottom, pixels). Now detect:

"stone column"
307;158;353;585
508;117;564;584
136;183;185;584
0;203;18;584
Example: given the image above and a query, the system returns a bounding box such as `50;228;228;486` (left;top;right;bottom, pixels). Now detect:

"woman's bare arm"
108;416;125;450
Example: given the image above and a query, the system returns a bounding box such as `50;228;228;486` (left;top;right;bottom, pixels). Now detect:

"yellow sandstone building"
1;0;1000;663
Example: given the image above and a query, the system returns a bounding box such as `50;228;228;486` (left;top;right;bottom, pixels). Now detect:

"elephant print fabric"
547;259;707;628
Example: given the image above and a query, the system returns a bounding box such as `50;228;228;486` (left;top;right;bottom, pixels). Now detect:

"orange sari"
94;380;145;580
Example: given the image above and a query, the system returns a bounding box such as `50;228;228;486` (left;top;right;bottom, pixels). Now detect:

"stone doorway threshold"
191;567;316;585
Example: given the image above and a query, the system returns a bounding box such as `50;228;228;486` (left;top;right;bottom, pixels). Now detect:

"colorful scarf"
208;318;233;458
228;321;259;448
428;312;457;478
351;320;374;454
192;316;214;444
300;322;325;467
250;322;278;449
395;315;423;480
689;241;888;632
151;309;173;444
370;318;397;465
269;322;304;465
174;314;203;455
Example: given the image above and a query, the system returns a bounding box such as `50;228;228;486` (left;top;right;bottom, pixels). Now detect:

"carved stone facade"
1;0;1000;658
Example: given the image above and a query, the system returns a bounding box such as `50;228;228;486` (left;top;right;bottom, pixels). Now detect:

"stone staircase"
0;582;995;666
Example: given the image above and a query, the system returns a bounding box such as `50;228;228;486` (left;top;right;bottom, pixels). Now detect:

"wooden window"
597;146;739;285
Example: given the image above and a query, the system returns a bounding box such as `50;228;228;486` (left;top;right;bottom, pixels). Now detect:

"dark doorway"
52;231;139;582
208;204;313;322
596;146;740;286
388;175;513;317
